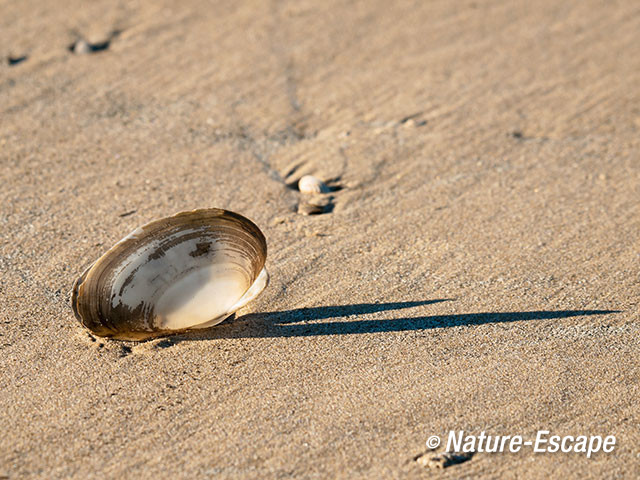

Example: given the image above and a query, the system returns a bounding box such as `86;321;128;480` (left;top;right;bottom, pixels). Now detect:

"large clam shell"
71;208;268;341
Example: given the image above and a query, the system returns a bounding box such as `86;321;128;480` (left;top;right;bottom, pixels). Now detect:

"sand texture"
1;0;639;478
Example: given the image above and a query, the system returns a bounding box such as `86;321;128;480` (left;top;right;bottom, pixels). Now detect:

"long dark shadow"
243;299;453;324
162;301;620;343
226;309;620;338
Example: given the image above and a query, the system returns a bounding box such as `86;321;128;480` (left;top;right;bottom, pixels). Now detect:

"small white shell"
73;40;91;55
298;175;329;194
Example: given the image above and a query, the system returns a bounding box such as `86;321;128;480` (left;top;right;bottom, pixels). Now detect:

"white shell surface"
298;175;329;194
189;267;269;329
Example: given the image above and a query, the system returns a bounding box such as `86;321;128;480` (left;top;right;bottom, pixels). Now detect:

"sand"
1;0;639;478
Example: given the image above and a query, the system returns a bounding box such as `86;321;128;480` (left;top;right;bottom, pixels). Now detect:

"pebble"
297;196;331;215
415;451;473;469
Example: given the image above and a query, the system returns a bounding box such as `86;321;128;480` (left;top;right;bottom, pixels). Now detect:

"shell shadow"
243;300;451;324
167;301;620;342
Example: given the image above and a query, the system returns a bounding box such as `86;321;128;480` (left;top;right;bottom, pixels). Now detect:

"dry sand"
1;0;639;478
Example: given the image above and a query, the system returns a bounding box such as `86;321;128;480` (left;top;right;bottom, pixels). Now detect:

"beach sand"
1;0;639;478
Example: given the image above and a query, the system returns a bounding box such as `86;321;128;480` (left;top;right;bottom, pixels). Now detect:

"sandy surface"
1;0;639;478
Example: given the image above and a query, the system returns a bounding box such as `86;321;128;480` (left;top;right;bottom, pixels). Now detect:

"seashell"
297;202;325;216
72;40;92;55
297;195;331;215
71;208;268;341
298;175;329;194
